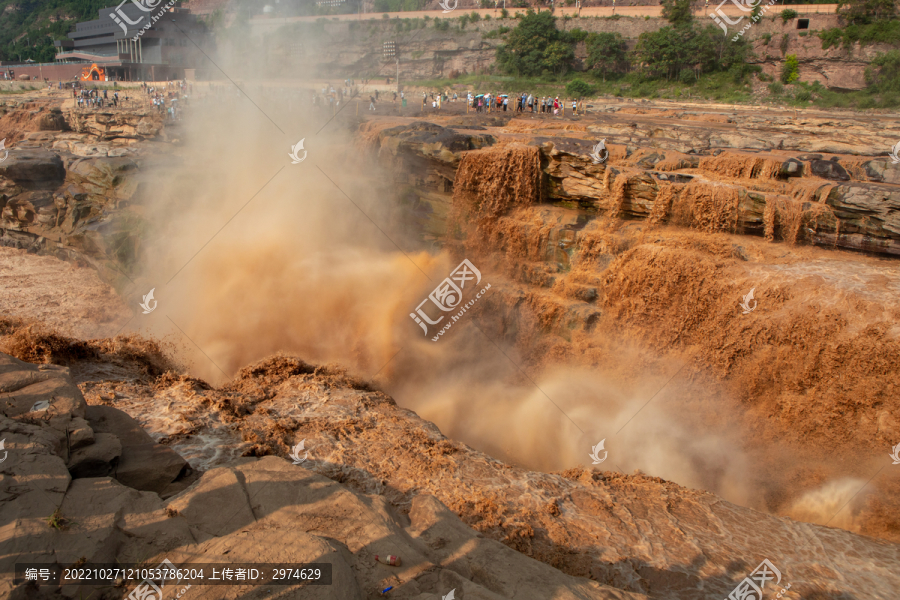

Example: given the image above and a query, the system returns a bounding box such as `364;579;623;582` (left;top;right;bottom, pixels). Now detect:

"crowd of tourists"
74;86;121;109
142;80;190;121
465;92;576;114
313;80;363;111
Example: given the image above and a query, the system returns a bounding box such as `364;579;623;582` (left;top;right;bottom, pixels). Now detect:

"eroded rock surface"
0;351;645;600
64;353;900;600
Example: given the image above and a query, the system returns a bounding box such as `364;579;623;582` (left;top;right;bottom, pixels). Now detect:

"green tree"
837;0;897;25
542;40;576;75
633;23;750;81
586;31;626;79
660;0;694;27
496;10;573;76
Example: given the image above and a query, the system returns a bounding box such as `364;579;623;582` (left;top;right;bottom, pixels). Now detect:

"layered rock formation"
0;93;166;288
368;105;900;256
0;349;652;600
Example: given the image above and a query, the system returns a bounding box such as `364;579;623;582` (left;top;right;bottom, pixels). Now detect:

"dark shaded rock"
862;159;900;184
572;286;599;303
84;405;155;446
652;172;694;184
780;159;803;177
12;191;53;211
797;153;823;161
635;152;665;169
67;416;95;450
67;156;139;191
114;443;190;494
67;432;121;478
85;405;190;493
533;137;599;157
732;245;749;261
38;110;67;131
378;121;495;161
0;149;65;183
810;159;849;181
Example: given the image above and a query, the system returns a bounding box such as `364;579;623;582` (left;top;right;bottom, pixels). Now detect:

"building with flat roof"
53;2;213;81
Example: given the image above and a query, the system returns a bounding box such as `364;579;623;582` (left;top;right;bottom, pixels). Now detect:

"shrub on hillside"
567;28;589;43
781;9;798;23
566;78;595;97
864;49;900;93
781;54;800;83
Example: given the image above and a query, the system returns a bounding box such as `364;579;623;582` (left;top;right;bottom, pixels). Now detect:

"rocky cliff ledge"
367;103;900;256
0;95;167;288
1;341;899;600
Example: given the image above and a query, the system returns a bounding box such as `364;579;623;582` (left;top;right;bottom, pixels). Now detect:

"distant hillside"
0;0;182;64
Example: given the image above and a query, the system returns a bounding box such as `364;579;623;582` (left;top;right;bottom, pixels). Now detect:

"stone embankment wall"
291;11;881;91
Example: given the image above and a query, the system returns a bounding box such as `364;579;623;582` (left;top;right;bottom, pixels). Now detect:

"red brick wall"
1;64;86;82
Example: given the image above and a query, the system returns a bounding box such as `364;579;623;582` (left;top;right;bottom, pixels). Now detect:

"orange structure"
80;63;107;81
